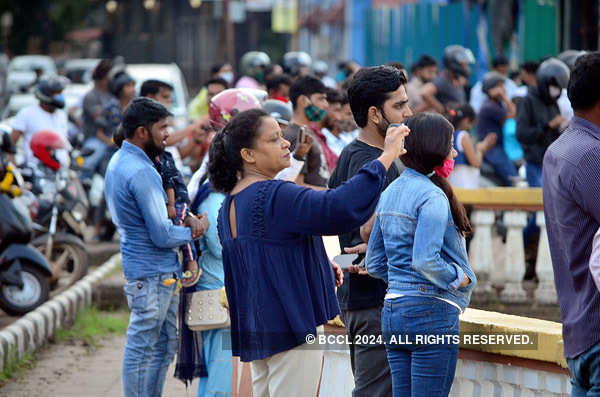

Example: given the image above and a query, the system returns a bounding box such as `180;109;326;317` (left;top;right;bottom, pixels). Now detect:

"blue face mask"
51;93;65;109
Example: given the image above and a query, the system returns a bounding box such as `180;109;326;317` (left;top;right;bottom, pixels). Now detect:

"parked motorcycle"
0;138;51;315
28;130;91;293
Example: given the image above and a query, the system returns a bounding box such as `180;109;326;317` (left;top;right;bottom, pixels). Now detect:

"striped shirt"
543;116;600;358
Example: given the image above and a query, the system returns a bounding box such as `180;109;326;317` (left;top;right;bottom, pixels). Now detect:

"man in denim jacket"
104;98;209;397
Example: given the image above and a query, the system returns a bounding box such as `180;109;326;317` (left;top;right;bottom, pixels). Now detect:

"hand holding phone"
294;126;312;158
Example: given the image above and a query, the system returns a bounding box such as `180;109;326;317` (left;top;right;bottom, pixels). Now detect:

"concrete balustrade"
455;187;557;305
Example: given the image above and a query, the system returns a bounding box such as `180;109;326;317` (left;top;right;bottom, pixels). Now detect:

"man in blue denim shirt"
105;98;209;397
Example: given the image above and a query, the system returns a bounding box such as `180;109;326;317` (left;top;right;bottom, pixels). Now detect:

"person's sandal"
181;260;202;288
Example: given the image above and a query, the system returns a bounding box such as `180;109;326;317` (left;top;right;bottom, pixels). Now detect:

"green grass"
54;305;129;348
0;348;34;386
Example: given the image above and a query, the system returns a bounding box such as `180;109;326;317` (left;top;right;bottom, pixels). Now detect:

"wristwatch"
293;152;307;162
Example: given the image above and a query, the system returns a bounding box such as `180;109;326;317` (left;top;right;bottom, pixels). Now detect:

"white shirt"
11;104;68;166
469;78;519;114
322;128;349;156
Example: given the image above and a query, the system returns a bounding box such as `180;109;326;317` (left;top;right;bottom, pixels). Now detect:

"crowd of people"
12;44;595;397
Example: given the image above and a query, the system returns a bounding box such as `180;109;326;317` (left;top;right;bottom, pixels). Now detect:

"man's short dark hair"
121;97;173;139
289;75;327;109
205;77;229;88
520;61;540;74
386;61;405;71
417;54;437;68
326;88;344;105
140;79;174;97
266;74;293;92
568;52;600;111
492;56;509;69
347;66;407;128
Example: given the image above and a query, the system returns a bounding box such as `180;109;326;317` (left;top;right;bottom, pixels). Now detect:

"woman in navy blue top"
207;108;408;396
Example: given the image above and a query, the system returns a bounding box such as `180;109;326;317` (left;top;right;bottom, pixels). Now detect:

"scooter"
0;140;51;315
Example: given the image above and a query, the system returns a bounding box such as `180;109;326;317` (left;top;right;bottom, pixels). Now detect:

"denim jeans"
483;146;518;186
122;272;179;397
567;340;600;396
523;162;542;248
382;296;460;397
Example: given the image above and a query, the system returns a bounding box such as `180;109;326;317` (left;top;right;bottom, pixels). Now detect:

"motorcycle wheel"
32;236;88;294
0;261;50;316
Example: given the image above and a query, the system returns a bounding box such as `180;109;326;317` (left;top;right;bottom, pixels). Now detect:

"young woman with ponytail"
208;108;409;397
366;112;477;397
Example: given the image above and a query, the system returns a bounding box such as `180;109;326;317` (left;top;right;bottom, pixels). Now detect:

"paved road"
0;334;196;397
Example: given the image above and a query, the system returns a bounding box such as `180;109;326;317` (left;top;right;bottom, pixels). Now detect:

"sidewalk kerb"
0;253;122;371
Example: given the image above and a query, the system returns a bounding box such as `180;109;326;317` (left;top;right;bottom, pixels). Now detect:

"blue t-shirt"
477;99;507;147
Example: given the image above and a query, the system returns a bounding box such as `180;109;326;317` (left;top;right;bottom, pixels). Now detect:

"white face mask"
219;72;234;84
548;85;562;99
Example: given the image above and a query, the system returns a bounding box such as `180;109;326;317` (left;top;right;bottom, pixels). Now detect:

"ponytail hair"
444;102;476;130
208;108;268;193
401;112;472;236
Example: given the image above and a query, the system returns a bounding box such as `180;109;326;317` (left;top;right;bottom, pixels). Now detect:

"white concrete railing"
458;187;557;305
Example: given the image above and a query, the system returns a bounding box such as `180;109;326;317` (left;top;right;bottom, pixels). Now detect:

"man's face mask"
375;107;392;138
219;72;234;84
548;85;562;100
304;99;327;123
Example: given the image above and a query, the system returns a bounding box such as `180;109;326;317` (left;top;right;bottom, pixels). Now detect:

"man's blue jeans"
382;296;460;397
524;162;542;248
122;273;179;397
483;145;518;186
567;340;600;396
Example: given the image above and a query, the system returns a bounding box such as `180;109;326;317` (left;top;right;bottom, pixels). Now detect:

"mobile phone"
333;254;359;270
297;126;306;145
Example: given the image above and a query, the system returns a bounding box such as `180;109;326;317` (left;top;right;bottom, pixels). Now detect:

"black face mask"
376;107;391;138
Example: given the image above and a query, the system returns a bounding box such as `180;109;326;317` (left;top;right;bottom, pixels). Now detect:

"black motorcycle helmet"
558;50;587;71
283;52;312;77
482;71;506;96
536;58;570;104
442;45;475;78
262;99;292;126
34;75;67;109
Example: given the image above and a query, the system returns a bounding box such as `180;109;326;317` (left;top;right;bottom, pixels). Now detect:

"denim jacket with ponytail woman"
366;167;476;311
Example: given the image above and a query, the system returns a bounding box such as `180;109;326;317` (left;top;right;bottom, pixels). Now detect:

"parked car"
7;55;56;94
63;58;100;84
1;93;36;120
126;63;190;130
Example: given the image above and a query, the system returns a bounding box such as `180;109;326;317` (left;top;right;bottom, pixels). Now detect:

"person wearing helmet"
10;75;69;167
283;51;312;77
476;71;518;187
421;45;474;113
406;54;438;112
556;51;585;130
313;60;337;88
470;56;520;113
235;51;271;89
517;57;569;188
